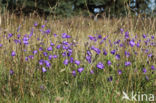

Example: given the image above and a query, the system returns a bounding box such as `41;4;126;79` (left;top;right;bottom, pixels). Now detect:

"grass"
0;13;156;103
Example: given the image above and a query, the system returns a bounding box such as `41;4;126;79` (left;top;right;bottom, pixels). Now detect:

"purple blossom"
125;51;130;58
50;42;55;46
103;49;107;56
125;61;131;66
87;50;92;56
11;51;16;56
125;31;129;39
111;50;116;55
43;52;48;57
25;57;28;61
39;59;44;65
115;54;120;60
75;60;80;65
91;46;101;54
45;29;50;34
52;55;58;59
33;50;38;55
72;70;76;76
142;34;146;38
48;55;53;60
10;69;14;75
8;33;13;38
142;68;147;73
0;44;3;47
129;40;135;47
118;70;122;75
90;70;94;74
70;57;74;63
56;45;61;49
107;60;112;66
39;47;43;51
44;60;51;68
77;67;84;73
42;67;47;73
89;35;97;41
151;65;155;70
29;55;34;59
63;59;69;65
97;62;104;69
47;46;52;51
86;55;91;63
107;76;113;82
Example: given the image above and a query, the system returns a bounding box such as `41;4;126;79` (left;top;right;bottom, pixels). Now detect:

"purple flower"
103;49;107;56
56;45;61;49
120;28;124;34
11;51;16;56
107;76;113;82
151;65;155;70
142;68;147;73
70;57;74;63
47;46;52;51
151;36;154;39
62;52;67;57
75;60;80;65
34;22;38;27
33;50;38;55
72;70;76;76
125;61;131;66
45;29;50;34
48;55;53;60
148;53;152;58
52;55;58;59
23;37;29;45
53;34;57;37
115;54;120;60
118;70;122;75
91;46;101;54
41;25;45;28
17;34;21;39
87;50;92;56
142;34;146;38
129;40;135;47
42;67;47;73
107;60;112;66
77;67;84;73
136;42;140;47
39;47;43;51
90;70;94;74
43;52;48;57
8;33;13;38
63;59;69;65
98;35;102;39
125;31;129;39
86;55;91;63
10;69;14;75
29;55;34;59
97;62;104;69
0;44;3;47
125;51;130;58
39;59;44;65
50;42;55;46
62;33;71;38
44;60;51;68
111;50;116;55
89;35;97;41
25;57;28;61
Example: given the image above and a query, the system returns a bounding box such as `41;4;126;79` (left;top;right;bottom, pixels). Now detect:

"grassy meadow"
0;13;156;103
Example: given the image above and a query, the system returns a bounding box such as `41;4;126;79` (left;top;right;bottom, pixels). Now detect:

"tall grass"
0;12;155;103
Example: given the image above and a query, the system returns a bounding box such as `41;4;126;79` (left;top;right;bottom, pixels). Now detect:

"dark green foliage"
0;0;155;17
